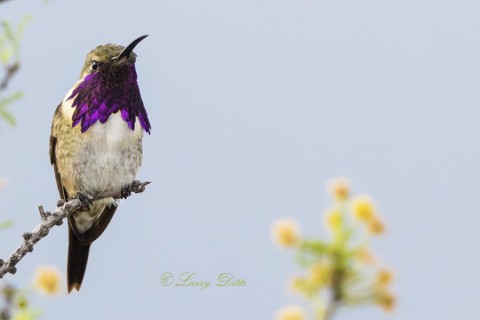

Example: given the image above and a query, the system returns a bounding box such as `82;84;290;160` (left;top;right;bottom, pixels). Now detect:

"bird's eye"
91;61;100;71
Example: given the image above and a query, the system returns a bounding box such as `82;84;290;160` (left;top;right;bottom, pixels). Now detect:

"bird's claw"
74;192;93;209
121;184;132;199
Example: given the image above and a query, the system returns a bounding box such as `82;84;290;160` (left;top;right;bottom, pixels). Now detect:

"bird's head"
79;35;148;80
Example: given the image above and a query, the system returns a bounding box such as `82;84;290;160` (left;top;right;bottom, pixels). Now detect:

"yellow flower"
275;305;306;320
271;218;300;248
12;309;41;320
377;290;396;312
354;248;376;264
350;194;376;222
324;208;343;230
0;177;7;190
376;269;394;286
34;266;61;295
287;276;305;294
16;296;28;309
308;263;330;287
327;177;350;201
367;217;385;235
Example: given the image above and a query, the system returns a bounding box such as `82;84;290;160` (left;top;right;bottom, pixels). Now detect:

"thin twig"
324;301;340;320
0;63;19;91
0;180;151;278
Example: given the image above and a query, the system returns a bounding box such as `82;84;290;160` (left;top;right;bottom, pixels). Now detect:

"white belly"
66;112;143;233
80;113;143;193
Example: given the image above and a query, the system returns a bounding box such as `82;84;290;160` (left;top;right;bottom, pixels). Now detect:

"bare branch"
0;180;151;278
0;62;19;92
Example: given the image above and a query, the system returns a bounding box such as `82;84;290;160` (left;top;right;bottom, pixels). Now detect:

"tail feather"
66;205;117;293
67;227;91;293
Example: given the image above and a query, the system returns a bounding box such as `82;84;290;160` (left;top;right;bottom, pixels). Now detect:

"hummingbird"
49;35;151;293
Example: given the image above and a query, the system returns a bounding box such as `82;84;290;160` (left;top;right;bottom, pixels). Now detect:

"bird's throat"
67;65;151;134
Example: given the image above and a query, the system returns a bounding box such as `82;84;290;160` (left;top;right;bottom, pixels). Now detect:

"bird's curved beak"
115;34;148;61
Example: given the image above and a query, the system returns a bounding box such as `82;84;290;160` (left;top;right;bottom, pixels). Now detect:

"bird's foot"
121;184;132;199
73;192;93;209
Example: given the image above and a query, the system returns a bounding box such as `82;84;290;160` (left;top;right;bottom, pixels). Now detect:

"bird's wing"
50;103;68;200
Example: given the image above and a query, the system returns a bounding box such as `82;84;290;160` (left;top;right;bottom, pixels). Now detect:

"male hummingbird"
49;35;151;293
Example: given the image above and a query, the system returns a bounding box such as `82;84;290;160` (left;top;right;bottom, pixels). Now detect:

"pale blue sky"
1;1;480;319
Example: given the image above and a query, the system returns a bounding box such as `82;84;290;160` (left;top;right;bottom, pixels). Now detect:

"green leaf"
0;105;16;126
0;91;23;126
299;239;329;255
1;91;23;105
0;220;13;230
295;239;330;268
15;15;32;40
2;21;14;42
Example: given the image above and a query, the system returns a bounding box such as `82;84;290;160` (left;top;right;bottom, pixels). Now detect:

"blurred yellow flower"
273;179;394;319
324;208;343;231
308;263;330;287
0;177;7;190
271;218;300;248
367;218;385;235
287;276;305;294
351;194;376;222
354;248;376;264
327;177;350;201
12;309;41;320
275;305;306;320
376;269;394;286
377;290;396;312
16;296;28;309
34;266;61;295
